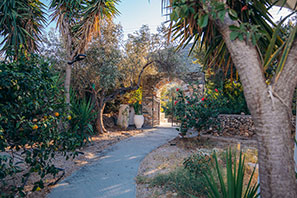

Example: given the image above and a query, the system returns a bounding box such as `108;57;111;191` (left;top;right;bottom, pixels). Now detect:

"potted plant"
133;101;144;128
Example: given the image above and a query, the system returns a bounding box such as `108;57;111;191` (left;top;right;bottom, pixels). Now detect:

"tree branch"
104;61;153;103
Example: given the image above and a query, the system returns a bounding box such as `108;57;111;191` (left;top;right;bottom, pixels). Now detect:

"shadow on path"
48;125;178;198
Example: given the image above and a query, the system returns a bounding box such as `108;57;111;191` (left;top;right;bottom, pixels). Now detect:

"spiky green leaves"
203;148;260;198
0;0;47;57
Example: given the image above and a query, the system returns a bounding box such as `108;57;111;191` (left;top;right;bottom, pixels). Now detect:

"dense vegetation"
0;55;94;196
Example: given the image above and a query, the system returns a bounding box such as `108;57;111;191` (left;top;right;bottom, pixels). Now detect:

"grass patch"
136;147;258;198
136;167;208;197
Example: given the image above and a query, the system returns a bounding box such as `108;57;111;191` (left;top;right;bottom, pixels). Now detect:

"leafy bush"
183;152;212;177
174;87;223;135
0;55;93;197
174;80;250;136
220;80;249;115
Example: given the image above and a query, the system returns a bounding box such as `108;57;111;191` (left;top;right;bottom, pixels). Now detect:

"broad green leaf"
198;14;209;28
230;31;239;40
218;10;226;22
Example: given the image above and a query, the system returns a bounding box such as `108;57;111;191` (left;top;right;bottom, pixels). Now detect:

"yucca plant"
203;149;259;198
70;93;96;144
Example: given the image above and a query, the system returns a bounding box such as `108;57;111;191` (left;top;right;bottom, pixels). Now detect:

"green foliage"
0;0;46;57
174;81;248;135
138;149;258;198
124;87;142;104
0;55;92;197
133;101;142;115
183;152;211;177
203;69;249;115
139;167;208;197
220;80;249;115
69;94;96;147
229;23;265;45
174;86;222;135
164;0;282;82
72;20;123;98
203;149;259;198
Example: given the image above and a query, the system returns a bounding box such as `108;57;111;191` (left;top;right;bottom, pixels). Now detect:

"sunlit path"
48;126;178;198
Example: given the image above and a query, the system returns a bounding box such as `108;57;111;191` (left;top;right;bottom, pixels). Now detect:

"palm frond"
0;0;46;57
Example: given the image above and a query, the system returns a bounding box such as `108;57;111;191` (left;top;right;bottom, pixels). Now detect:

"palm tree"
162;0;297;197
0;0;46;58
49;0;120;105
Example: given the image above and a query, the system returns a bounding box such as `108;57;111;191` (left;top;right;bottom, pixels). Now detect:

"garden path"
48;123;178;198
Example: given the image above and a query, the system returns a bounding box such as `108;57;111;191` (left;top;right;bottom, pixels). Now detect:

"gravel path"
48;125;178;198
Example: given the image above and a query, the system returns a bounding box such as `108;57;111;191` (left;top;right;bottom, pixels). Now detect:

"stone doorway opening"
142;76;190;127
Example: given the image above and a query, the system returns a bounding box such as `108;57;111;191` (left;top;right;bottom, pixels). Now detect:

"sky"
0;1;293;44
44;0;168;38
43;1;291;38
114;0;167;36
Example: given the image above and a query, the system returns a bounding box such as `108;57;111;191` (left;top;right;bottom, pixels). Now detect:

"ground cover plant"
136;147;258;198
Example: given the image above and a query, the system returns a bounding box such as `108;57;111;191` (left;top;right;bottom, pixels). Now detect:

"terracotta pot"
134;115;144;129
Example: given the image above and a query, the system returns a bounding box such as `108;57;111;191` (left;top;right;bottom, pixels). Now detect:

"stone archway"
142;73;204;127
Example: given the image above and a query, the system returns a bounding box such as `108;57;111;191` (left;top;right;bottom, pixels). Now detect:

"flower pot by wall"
134;115;144;129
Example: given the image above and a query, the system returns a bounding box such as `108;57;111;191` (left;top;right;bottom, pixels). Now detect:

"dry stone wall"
206;114;296;137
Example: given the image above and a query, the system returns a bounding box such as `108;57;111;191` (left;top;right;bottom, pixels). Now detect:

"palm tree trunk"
64;64;72;105
216;15;297;197
255;99;296;197
64;20;74;106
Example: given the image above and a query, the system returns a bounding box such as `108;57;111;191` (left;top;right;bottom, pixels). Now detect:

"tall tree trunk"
64;64;72;105
255;99;296;197
96;101;107;134
216;15;297;197
63;20;75;106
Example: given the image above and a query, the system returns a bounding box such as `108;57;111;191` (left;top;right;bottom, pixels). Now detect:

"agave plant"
203;148;259;198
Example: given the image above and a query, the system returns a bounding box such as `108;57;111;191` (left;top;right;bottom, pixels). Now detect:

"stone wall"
208;114;296;137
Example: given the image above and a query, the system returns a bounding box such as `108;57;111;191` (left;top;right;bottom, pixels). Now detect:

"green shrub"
0;55;93;197
174;80;249;136
183;152;212;177
174;87;222;135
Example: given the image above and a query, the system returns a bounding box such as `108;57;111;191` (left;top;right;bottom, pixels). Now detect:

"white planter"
134;115;144;129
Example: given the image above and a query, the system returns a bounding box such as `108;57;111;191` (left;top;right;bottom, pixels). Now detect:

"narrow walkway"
48;125;178;198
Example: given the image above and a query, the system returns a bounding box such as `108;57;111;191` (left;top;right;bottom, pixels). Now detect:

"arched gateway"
142;72;204;127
